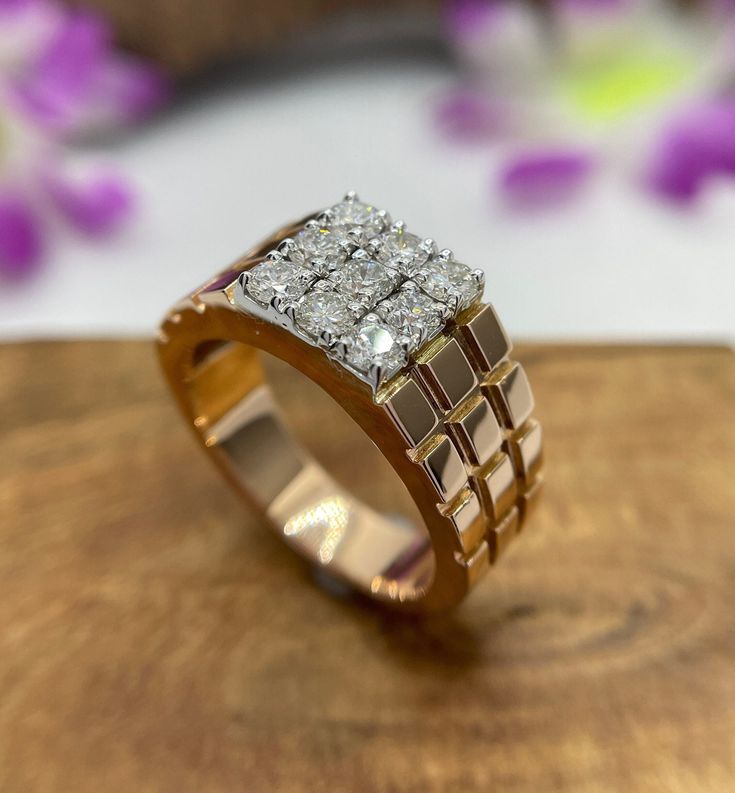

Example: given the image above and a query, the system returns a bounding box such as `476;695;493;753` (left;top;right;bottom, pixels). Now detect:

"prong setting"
277;238;298;258
237;270;251;289
367;362;385;390
232;193;486;391
317;328;337;349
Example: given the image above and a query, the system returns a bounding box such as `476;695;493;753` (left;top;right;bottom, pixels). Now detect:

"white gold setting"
233;193;486;390
280;222;351;275
373;281;450;346
412;253;484;312
243;259;316;306
375;224;434;277
329;253;401;306
336;315;411;388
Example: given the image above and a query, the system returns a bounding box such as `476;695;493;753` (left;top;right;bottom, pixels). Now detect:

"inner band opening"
187;339;435;603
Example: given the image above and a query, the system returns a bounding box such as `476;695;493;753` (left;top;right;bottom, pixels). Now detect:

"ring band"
157;193;543;612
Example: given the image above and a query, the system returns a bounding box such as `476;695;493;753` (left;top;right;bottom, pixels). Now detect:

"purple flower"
42;168;132;235
647;99;735;204
435;89;507;141
0;191;43;277
10;9;168;137
439;0;735;210
0;0;169;279
445;0;502;40
499;150;594;208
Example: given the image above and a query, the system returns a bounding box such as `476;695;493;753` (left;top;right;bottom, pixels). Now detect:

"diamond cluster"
234;193;485;390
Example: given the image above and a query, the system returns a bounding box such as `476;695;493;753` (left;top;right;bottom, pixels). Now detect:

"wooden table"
1;341;733;793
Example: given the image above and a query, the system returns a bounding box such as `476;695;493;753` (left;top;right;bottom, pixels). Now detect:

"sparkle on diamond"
287;226;348;273
374;286;446;345
295;290;356;339
235;193;485;390
331;257;400;305
375;229;429;276
329;199;385;236
414;258;483;311
341;318;408;381
246;259;315;305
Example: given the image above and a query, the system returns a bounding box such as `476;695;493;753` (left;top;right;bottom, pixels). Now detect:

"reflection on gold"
283;496;350;564
369;575;408;603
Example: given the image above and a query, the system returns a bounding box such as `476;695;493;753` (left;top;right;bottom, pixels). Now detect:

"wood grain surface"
1;340;734;793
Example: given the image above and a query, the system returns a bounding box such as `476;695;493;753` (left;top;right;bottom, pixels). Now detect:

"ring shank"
192;340;435;600
158;244;542;612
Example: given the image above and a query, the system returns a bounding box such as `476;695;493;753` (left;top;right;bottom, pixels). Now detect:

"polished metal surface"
447;392;503;466
509;418;544;486
382;374;440;448
484;361;535;429
415;335;478;409
491;506;520;562
411;433;467;502
458;302;512;373
440;486;484;554
157;194;544;612
473;451;518;523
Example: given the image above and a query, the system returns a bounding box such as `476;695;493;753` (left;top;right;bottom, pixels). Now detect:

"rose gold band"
157;215;543;612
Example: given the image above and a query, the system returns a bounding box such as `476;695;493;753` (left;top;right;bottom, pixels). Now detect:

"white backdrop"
2;51;733;342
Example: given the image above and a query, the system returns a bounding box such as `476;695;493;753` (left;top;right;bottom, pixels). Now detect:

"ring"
158;192;543;612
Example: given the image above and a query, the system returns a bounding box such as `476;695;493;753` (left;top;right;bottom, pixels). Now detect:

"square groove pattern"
446;392;502;466
440;486;484;554
414;335;478;410
491;506;520;563
383;304;543;578
472;452;518;523
382;375;440;448
507;418;543;486
457;302;511;373
519;476;544;529
482;361;535;429
411;434;466;502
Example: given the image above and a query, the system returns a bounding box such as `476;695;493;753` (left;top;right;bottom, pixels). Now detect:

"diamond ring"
158;193;543;611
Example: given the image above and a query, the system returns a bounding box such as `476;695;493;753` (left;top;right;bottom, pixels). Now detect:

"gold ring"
157;192;543;612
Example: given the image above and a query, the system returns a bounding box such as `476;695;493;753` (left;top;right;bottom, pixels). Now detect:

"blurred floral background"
0;0;167;278
441;0;735;207
1;0;733;341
